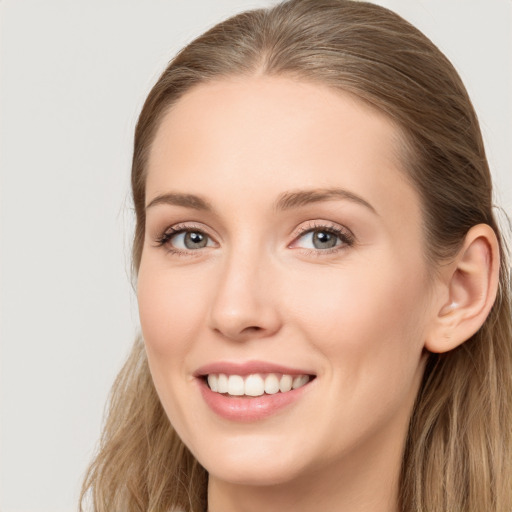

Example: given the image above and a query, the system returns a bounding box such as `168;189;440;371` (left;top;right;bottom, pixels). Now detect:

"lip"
197;378;314;422
194;360;316;422
194;360;315;377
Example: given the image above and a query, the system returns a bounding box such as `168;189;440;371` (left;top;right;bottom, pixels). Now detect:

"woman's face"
138;77;435;487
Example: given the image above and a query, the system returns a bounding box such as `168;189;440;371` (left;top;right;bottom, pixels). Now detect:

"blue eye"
172;230;212;249
157;228;215;251
293;226;354;251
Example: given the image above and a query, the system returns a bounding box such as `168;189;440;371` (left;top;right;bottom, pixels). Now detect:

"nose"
208;250;282;342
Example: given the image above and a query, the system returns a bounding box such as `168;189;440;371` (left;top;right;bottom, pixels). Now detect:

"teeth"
206;373;311;396
217;373;228;394
245;374;265;396
228;375;245;396
279;374;293;393
207;374;218;392
292;375;309;389
264;374;280;394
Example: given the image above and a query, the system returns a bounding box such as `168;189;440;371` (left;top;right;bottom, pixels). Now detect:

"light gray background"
1;1;510;511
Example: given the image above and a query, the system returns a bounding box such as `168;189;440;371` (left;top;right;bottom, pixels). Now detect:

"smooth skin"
137;77;499;512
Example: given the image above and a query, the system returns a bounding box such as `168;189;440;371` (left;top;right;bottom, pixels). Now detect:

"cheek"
287;253;429;371
136;258;210;437
137;259;208;358
284;256;429;453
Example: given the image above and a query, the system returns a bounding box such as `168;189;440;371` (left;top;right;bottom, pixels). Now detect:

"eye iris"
184;231;207;249
312;230;337;249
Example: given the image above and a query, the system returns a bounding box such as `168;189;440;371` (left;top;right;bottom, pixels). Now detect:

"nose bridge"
208;238;280;340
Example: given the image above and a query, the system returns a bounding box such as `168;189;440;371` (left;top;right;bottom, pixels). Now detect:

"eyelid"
292;219;354;239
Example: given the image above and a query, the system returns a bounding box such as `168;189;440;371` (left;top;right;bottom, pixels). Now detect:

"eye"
172;230;212;249
291;224;354;252
300;230;339;249
155;225;216;253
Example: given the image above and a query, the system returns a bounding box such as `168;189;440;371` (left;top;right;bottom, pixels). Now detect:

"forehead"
146;76;420;228
148;76;403;175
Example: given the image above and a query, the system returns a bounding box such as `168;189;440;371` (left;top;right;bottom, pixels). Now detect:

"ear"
425;224;500;353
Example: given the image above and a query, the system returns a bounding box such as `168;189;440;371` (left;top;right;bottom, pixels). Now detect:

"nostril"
244;326;262;332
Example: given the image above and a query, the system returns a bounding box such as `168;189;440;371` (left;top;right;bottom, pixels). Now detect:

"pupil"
185;231;207;249
313;231;337;249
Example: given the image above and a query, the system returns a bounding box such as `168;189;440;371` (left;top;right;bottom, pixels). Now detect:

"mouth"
204;372;313;397
194;361;316;421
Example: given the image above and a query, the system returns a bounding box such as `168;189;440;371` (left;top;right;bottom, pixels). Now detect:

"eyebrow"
145;192;213;211
145;187;377;215
274;188;377;214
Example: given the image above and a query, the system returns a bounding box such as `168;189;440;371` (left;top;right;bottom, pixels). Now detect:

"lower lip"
197;378;313;422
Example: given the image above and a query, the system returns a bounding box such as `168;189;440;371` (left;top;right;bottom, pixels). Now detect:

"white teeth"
206;372;311;396
292;375;310;389
279;374;293;393
217;373;228;394
245;374;265;396
207;374;218;392
228;375;245;396
264;374;280;395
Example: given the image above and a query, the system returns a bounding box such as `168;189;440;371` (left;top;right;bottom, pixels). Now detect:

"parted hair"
80;1;512;511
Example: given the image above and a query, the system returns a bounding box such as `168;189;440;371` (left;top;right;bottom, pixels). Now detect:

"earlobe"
425;224;500;354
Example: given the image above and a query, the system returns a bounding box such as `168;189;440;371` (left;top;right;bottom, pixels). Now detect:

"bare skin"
137;76;498;512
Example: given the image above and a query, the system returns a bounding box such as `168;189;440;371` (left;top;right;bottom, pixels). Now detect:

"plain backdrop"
0;1;510;511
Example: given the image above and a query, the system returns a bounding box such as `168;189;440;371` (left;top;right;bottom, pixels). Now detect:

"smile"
207;373;311;397
195;362;316;421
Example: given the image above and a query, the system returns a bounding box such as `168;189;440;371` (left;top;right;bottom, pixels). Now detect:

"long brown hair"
80;1;512;511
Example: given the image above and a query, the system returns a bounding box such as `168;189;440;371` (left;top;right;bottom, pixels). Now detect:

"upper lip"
194;360;316;377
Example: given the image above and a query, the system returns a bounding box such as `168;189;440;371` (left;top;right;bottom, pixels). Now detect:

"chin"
204;457;308;487
187;431;313;487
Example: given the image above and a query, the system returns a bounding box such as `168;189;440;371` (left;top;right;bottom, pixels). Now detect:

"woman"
80;1;512;511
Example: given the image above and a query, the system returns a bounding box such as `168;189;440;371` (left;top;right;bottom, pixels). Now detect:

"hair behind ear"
401;224;512;511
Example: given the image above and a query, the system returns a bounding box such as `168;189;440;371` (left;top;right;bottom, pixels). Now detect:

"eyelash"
154;223;212;256
291;222;355;254
154;221;355;257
